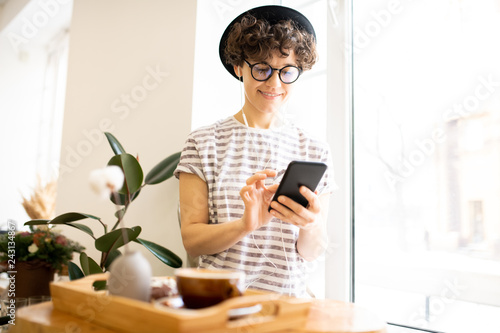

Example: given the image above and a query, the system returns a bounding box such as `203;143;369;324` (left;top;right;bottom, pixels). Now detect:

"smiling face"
235;51;297;126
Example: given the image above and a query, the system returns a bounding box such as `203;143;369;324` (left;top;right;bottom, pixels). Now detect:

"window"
353;1;500;332
0;1;71;229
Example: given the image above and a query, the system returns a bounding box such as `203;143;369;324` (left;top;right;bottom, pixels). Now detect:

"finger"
269;203;307;228
299;186;320;213
270;206;314;230
270;198;298;220
246;173;267;185
276;195;307;215
269;201;290;220
246;170;277;188
299;186;314;200
260;169;277;177
266;183;279;193
239;185;254;200
275;194;318;225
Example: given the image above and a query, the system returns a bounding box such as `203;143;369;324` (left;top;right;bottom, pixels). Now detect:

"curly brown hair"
224;15;317;71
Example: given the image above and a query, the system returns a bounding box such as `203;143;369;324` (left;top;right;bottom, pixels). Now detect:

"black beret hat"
219;5;316;80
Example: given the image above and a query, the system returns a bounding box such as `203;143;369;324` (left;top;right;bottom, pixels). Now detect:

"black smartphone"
268;161;327;212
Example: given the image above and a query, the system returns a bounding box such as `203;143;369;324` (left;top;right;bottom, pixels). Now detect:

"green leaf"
68;261;85;280
111;191;140;206
104;249;122;270
95;226;142;253
108;154;143;195
135;238;182;268
110;192;127;205
110;189;141;205
50;212;101;224
67;223;95;238
24;219;50;226
114;208;126;219
105;132;126;155
93;280;107;291
80;252;103;275
145;151;181;185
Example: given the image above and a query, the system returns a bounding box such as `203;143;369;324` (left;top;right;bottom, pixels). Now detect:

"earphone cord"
244;233;278;290
239;79;293;296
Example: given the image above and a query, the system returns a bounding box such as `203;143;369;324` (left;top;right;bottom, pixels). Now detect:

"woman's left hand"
268;186;321;230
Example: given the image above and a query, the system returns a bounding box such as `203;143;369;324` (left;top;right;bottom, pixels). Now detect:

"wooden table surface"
12;299;386;333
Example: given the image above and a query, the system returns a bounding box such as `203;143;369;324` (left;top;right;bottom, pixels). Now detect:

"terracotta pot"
14;260;55;298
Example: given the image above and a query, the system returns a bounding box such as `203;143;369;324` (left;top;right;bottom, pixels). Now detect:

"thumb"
267;184;280;193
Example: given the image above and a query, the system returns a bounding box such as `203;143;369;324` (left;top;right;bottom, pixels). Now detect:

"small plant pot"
14;260;54;298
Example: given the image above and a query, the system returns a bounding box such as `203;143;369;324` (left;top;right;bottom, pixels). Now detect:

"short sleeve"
316;144;339;195
174;133;207;182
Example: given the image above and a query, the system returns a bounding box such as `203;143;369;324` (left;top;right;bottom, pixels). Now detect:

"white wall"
57;0;196;276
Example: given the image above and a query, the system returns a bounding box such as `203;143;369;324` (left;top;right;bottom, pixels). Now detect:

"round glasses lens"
280;66;300;83
252;64;272;81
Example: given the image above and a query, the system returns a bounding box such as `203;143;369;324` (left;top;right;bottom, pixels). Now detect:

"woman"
174;5;335;297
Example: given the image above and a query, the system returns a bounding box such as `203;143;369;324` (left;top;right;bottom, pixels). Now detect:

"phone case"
269;161;327;212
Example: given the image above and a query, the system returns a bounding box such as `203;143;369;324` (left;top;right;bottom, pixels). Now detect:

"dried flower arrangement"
21;176;57;221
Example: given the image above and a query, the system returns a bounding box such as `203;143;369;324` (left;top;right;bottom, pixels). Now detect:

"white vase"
107;251;152;302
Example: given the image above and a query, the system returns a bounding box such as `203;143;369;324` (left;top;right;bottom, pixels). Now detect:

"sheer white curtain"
0;30;69;230
37;30;69;183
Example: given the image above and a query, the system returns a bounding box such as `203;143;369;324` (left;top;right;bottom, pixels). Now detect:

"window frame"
325;0;354;303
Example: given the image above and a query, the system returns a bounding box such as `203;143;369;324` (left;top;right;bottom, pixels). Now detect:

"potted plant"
24;132;183;290
0;228;84;298
0;175;84;298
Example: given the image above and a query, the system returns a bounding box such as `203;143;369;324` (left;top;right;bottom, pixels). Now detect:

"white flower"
28;243;39;253
89;166;125;200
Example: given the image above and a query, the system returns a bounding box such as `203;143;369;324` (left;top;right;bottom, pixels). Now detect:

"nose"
266;70;281;88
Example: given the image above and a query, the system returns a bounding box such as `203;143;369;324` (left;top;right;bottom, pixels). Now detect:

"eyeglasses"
243;59;302;84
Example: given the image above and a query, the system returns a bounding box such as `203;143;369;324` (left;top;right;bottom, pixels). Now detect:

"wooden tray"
50;273;311;333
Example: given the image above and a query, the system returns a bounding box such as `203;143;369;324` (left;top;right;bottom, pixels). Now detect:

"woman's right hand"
239;169;279;232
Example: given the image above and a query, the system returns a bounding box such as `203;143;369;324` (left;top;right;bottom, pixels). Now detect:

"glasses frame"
243;59;302;84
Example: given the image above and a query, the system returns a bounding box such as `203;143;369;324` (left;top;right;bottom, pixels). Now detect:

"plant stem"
111;206;127;231
98;218;108;234
100;251;108;270
111;191;130;254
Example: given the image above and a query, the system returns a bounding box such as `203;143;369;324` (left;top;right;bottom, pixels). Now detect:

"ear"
233;64;242;78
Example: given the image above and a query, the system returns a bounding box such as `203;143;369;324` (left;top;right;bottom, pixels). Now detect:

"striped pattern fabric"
174;116;334;296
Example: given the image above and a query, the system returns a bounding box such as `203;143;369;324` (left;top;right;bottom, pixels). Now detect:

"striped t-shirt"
174;116;334;297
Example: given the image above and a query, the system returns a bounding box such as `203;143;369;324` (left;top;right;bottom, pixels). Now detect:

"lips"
259;91;282;98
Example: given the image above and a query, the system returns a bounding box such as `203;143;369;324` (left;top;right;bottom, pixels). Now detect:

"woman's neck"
235;108;275;129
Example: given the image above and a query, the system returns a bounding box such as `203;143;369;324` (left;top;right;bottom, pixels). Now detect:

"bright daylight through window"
353;1;500;332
